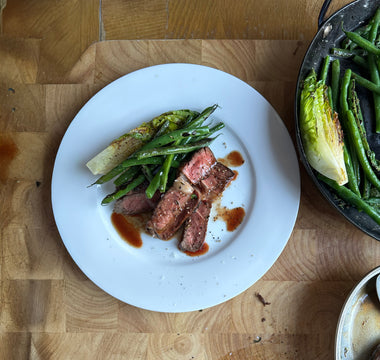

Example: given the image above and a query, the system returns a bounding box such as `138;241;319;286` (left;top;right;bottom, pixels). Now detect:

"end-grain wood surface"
0;1;375;359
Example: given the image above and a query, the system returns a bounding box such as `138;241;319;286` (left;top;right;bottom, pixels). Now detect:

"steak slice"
113;182;161;215
146;175;200;240
179;200;211;252
180;146;216;185
178;161;234;252
199;162;234;200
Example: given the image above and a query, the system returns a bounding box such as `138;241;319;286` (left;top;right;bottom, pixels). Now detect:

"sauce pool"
218;150;244;168
226;150;244;166
111;212;142;248
214;203;246;232
223;207;245;231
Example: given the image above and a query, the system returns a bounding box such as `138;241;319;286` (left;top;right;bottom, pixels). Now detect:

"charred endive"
300;69;348;185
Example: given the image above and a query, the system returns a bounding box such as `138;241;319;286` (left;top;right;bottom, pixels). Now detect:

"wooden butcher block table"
1;1;380;359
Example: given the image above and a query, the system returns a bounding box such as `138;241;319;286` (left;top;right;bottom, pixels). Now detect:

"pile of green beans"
93;104;224;205
311;7;380;225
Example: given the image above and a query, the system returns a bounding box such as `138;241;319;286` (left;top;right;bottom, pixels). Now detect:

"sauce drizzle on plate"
111;212;142;248
218;150;244;167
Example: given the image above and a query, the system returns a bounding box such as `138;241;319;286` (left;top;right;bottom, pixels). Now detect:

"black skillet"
295;0;380;240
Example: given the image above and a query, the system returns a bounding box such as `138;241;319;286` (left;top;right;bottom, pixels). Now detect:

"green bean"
145;170;161;199
351;72;380;95
138;126;210;151
331;59;340;112
345;109;380;191
348;79;380;172
185;104;218;129
141;165;154;182
159;107;220;190
114;166;141;187
188;122;225;145
343;28;380;56
91;157;164;186
362;175;372;200
207;122;225;136
102;174;146;205
369;8;380;42
340;69;351;113
136;138;215;159
159;154;175;193
368;8;380;133
318;174;380;225
352;55;369;69
160;135;185;193
341;22;373;49
343;145;361;197
320;55;330;84
340;70;361;186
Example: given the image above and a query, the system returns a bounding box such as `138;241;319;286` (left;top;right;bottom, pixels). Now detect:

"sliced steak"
113;183;161;215
180;146;216;185
200;162;234;200
147;147;235;249
146;175;200;240
179;200;211;252
178;161;234;252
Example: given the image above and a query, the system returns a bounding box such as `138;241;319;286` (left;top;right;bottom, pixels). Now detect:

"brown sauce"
218;150;244;168
111;212;142;248
215;204;245;232
0;134;19;183
184;242;209;257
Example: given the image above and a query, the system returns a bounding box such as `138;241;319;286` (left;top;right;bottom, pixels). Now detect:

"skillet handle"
318;0;332;28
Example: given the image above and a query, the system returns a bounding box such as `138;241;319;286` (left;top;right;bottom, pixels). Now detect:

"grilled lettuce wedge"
300;70;348;185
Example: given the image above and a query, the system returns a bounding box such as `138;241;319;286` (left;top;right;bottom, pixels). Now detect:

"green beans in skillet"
299;6;380;226
318;174;380;226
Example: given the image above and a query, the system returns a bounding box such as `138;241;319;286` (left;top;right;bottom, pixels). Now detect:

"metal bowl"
295;0;380;240
335;266;380;359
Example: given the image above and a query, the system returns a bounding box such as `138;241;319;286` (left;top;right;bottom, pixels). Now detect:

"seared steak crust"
179;200;211;252
146;176;200;240
200;162;235;199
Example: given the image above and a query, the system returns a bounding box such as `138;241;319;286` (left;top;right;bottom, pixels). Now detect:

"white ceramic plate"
51;63;300;312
